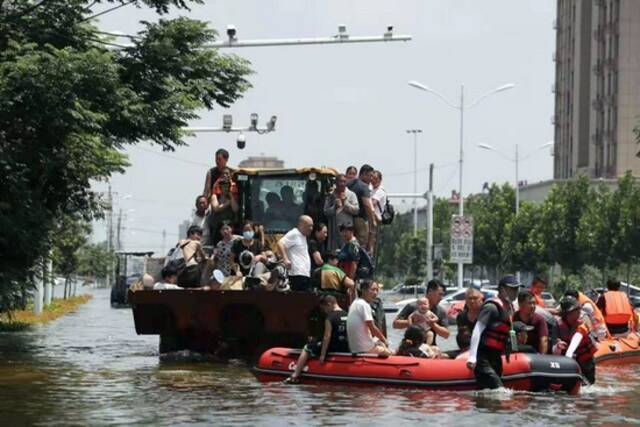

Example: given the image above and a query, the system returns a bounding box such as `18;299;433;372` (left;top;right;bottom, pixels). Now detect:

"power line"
79;0;136;23
130;145;210;167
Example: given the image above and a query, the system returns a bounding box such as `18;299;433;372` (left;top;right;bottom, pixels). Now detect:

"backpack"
356;246;375;279
380;199;395;225
165;241;193;274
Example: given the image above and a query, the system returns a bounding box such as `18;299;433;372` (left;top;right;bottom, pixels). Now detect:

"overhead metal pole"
457;85;465;289
426;163;435;281
406;129;422;236
205;34;412;49
515;143;520;214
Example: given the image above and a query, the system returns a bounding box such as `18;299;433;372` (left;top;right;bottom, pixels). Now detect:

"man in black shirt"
347;164;377;252
466;275;520;389
202;148;230;197
393;279;450;344
285;295;348;383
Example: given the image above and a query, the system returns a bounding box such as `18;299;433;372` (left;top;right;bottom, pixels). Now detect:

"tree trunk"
63;277;68;299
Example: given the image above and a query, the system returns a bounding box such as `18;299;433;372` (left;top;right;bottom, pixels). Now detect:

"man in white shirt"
191;195;212;246
153;265;183;290
347;280;392;355
369;170;387;255
277;215;313;291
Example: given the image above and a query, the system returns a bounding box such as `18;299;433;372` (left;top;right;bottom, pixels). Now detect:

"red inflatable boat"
253;348;583;394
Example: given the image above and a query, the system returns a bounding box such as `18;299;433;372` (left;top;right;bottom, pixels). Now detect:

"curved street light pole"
409;81;515;288
478;141;553;214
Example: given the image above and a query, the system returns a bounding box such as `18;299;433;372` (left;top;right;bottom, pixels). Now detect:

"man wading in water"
466;275;520;389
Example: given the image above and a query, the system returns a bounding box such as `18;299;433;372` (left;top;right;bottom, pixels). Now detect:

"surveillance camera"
222;114;233;131
266;115;277;131
384;26;393;38
226;25;237;39
237;133;246;149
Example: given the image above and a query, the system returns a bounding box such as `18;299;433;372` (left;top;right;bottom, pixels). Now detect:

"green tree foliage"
0;1;252;310
576;182;616;272
538;175;591;273
51;214;91;280
611;172;640;266
77;241;116;280
465;183;515;272
502;201;547;273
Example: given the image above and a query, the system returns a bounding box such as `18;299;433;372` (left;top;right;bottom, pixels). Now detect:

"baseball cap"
210;269;225;284
498;274;521;288
513;321;534;333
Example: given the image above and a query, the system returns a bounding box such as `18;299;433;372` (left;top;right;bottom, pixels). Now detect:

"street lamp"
477;141;553;213
409;81;515;288
406;129;422;236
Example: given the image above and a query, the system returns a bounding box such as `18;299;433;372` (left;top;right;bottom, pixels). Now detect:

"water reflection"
0;289;640;425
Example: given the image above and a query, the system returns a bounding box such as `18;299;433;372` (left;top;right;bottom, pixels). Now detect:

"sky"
91;0;557;254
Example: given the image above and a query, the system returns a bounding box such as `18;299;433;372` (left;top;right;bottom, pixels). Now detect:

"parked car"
540;291;557;308
444;289;499;322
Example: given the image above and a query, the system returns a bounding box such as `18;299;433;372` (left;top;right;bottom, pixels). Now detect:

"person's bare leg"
425;330;435;345
290;350;310;380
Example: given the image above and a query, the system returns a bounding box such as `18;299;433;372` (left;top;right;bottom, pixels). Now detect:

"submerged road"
1;288;640;425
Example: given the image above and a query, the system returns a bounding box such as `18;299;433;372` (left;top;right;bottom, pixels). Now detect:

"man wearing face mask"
466;275;521;390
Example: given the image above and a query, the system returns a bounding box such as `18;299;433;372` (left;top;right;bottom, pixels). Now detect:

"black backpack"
380;199;395;225
356;246;375;279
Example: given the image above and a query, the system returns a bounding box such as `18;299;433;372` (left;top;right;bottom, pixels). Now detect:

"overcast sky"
91;0;557;254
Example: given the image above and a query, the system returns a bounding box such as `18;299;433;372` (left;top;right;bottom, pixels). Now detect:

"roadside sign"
433;243;443;261
450;215;473;264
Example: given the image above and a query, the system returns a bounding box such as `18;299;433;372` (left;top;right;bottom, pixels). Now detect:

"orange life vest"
533;293;545;307
577;292;607;331
603;291;634;326
558;320;597;364
481;298;512;352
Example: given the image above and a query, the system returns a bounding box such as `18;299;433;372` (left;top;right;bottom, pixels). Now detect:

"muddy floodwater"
1;288;640;426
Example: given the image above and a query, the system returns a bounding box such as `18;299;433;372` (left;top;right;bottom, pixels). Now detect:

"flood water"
1;288;640;426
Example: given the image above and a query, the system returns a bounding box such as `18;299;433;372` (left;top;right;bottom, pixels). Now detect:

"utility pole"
162;229;167;256
426;163;435;281
406;129;422;236
116;208;122;252
106;186;113;288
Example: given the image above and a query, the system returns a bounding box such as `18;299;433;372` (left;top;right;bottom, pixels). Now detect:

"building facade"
554;0;640;179
238;155;285;168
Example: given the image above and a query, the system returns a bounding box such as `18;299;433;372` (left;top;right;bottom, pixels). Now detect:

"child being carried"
408;296;439;345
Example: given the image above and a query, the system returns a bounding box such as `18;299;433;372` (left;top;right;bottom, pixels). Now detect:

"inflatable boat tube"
253;348;583;394
594;332;640;364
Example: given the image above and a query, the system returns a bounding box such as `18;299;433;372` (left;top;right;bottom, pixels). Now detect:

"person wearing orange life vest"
553;296;598;384
564;289;609;340
530;275;548;308
466;275;520;390
596;279;636;335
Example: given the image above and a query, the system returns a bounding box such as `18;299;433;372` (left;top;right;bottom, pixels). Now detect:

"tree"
538;176;591;273
576;182;616;274
77;241;116;281
502;201;548;273
0;1;252;311
465;183;516;274
611;172;640;279
51;214;91;297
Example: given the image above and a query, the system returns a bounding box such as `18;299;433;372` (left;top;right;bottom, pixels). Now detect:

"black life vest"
327;310;349;353
481;298;512;352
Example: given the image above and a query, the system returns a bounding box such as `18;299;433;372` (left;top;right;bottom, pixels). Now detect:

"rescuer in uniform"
554;296;598;384
466;275;520;389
